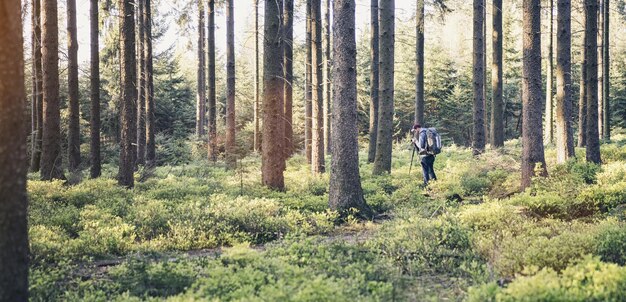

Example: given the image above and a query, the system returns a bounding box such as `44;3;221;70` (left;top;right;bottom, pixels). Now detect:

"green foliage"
595;224;626;265
109;258;197;297
468;257;626;302
27;135;626;301
367;213;484;277
566;160;602;184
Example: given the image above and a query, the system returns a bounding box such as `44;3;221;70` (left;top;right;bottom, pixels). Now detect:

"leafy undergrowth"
28;133;626;301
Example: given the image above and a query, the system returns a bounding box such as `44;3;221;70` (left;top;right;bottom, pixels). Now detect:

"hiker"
411;124;439;186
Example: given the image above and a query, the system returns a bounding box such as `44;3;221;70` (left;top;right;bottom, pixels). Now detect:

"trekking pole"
409;142;416;175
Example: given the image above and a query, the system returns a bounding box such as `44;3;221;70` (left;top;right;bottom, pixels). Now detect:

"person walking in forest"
411;124;440;186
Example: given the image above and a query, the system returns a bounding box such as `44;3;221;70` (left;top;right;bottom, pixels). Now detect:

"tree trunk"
414;0;424;126
90;0;101;178
118;0;137;188
136;0;146;166
207;0;217;161
145;0;155;166
577;49;587;147
555;0;575;163
472;0;486;155
311;0;325;173
367;0;379;163
40;0;65;180
544;0;554;145
584;0;601;163
490;0;504;147
597;0;603;139
483;0;488;140
305;0;313;164
284;0;294;158
67;0;80;172
225;0;236;168
262;0;286;190
0;2;29;300
196;1;206;137
372;0;394;175
602;0;609;140
329;0;373;219
30;0;43;172
254;0;261;152
521;0;547;190
324;0;331;155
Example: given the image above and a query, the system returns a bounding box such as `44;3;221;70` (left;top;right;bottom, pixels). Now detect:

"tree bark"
30;0;43;172
312;0;325;173
367;0;379;163
254;0;261;152
207;0;217;161
118;0;137;188
136;0;146;166
329;0;373;219
602;0;609;140
584;0;601;163
225;0;236;168
555;0;575;163
90;0;101;178
40;0;65;180
372;0;395;175
284;0;294;158
196;0;206;137
472;0;486;155
67;0;80;172
262;0;286;190
305;0;313;164
0;2;29;300
483;0;488;139
324;0;331;155
145;0;155;166
545;0;554;145
597;0;603;139
490;0;504;147
414;0;424;126
577;48;587;147
521;0;547;189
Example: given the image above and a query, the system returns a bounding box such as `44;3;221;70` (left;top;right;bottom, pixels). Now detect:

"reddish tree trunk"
30;0;43;172
225;0;236;168
207;0;217;161
40;0;65;180
367;0;379;163
284;0;294;158
262;0;286;190
145;0;155;166
521;0;547;189
118;0;137;187
90;0;101;178
472;0;486;155
67;0;80;172
0;2;29;300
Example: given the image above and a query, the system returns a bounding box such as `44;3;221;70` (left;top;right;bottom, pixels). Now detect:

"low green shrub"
108;258;198;297
467;257;626;302
595;223;626;265
578;181;626;213
71;205;137;257
460;171;492;196
566;160;602;184
601;143;626;163
366;213;483;276
596;162;626;185
508;193;598;220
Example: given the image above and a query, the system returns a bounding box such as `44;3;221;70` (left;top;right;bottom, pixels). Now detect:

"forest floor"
28;131;626;301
